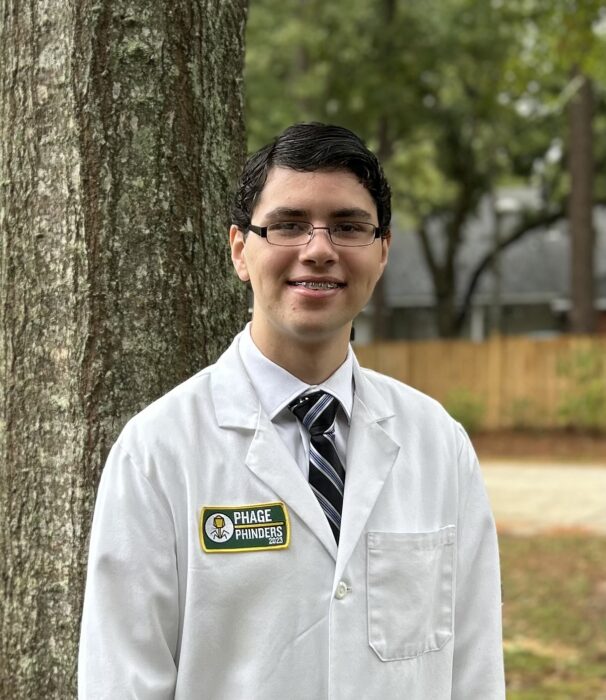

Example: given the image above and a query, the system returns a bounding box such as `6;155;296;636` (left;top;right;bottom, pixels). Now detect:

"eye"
333;222;367;235
269;222;309;235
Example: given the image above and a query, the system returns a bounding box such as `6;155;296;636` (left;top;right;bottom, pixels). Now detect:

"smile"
288;281;345;290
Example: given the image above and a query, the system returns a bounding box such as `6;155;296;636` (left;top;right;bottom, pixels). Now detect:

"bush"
506;397;542;430
557;349;606;432
444;388;486;433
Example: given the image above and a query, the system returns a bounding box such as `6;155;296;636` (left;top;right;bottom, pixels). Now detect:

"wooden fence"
354;335;606;430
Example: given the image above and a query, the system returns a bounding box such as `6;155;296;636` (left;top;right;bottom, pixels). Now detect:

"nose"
299;227;338;265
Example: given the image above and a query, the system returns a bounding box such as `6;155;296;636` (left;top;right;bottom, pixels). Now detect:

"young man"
79;123;505;699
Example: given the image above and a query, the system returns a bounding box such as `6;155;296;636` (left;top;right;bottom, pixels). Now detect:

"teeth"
293;281;340;289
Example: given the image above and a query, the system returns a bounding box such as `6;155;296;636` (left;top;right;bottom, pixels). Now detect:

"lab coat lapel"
335;361;401;580
210;333;338;560
244;416;338;560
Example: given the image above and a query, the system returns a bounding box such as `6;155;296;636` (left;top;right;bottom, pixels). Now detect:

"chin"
288;319;352;344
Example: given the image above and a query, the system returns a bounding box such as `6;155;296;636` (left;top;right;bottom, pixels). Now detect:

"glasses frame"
246;222;388;247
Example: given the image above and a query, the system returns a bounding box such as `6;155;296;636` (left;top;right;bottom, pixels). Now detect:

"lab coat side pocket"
367;525;456;661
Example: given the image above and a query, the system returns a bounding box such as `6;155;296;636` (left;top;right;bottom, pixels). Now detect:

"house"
355;190;606;342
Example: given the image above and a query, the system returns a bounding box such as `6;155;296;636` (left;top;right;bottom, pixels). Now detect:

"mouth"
287;280;346;290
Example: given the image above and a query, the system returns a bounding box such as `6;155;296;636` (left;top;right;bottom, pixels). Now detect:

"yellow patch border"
199;501;291;554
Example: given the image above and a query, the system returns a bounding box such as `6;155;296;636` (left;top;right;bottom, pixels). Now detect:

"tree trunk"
568;69;596;333
371;115;394;340
435;282;458;338
370;0;396;341
0;1;248;696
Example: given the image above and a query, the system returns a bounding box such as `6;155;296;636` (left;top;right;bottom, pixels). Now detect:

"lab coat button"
335;581;350;600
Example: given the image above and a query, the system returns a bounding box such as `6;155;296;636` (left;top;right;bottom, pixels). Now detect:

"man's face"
230;166;390;355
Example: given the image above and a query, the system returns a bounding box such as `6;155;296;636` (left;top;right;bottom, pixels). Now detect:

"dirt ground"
473;430;606;463
472;433;606;697
482;463;606;534
471;430;606;535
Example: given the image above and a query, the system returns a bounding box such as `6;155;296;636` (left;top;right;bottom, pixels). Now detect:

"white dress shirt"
238;324;353;478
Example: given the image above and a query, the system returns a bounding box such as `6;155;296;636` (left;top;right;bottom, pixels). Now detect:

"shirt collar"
238;323;354;422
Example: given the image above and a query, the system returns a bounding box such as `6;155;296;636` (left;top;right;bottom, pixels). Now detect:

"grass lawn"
500;533;606;699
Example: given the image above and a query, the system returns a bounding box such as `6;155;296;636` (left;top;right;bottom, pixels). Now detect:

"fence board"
354;335;606;430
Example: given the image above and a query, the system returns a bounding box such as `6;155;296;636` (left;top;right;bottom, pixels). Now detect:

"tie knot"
289;391;339;436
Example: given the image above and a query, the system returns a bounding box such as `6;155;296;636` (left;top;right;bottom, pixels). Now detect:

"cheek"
247;255;283;294
258;251;292;281
352;260;383;289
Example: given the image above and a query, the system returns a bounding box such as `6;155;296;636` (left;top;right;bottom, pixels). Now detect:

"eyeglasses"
247;221;387;247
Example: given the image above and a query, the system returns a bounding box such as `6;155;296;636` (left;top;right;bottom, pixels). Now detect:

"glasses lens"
266;222;312;246
331;222;376;246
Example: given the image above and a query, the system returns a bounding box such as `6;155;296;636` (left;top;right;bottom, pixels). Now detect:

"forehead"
252;167;377;220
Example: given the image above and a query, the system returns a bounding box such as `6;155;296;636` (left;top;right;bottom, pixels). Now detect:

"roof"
384;198;606;309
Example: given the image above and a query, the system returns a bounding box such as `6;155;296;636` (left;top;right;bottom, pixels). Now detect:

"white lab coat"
79;332;505;699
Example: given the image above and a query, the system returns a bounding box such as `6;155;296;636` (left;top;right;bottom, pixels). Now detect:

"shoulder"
356;365;471;453
117;362;218;452
120;332;248;440
358;365;449;417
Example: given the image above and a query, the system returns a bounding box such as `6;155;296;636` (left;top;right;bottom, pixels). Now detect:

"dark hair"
231;122;391;232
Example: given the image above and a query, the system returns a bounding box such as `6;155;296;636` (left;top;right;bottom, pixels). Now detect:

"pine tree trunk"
371;114;393;341
435;287;458;339
568;69;596;333
0;1;248;696
370;0;396;341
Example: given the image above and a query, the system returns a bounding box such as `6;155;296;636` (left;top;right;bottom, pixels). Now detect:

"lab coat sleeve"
78;440;179;700
452;428;506;699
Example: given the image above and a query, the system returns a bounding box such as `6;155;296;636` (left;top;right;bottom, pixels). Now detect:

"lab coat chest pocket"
367;525;455;661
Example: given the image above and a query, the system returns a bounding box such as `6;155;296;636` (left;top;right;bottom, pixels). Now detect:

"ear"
378;230;391;273
229;225;250;282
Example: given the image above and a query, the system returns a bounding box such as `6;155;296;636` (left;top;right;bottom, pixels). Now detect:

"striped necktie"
289;391;345;543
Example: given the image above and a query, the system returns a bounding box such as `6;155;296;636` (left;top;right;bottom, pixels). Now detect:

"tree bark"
371;114;394;340
369;0;397;341
0;0;248;696
568;69;596;333
418;188;474;339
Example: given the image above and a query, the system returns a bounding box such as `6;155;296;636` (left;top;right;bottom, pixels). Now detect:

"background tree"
557;2;604;333
506;0;606;334
456;1;606;334
246;0;533;336
245;0;606;338
568;69;596;332
0;1;248;696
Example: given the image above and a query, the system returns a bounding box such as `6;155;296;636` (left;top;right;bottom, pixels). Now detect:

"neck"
250;324;351;384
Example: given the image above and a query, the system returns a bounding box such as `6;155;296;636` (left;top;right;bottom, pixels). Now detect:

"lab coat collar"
210;332;339;558
238;323;354;422
210;333;260;430
210;332;402;565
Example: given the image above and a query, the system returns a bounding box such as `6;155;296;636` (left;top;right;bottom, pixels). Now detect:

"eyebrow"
263;206;374;222
330;208;373;221
263;207;309;221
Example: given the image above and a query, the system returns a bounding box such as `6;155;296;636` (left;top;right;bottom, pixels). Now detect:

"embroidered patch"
200;502;290;553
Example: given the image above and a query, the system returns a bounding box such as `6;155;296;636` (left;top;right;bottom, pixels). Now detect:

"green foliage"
508;0;606;80
245;0;606;202
245;0;606;336
501;534;606;699
506;398;543;430
246;0;525;206
557;349;606;431
444;388;486;432
496;0;606;204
